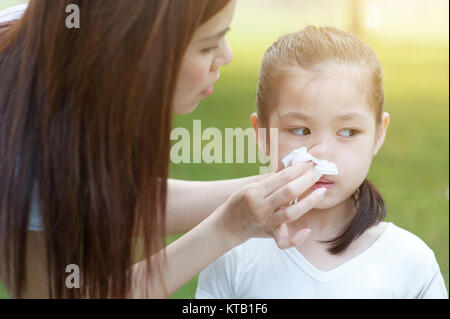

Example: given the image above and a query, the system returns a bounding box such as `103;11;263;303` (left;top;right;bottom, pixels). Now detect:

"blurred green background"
0;0;448;299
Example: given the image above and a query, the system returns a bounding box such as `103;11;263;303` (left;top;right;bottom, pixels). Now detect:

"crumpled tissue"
281;146;338;175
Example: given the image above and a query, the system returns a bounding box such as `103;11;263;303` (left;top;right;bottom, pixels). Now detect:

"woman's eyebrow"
200;27;230;42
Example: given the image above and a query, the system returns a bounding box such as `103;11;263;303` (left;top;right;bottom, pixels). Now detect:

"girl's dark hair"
256;26;387;255
322;179;386;254
0;0;231;298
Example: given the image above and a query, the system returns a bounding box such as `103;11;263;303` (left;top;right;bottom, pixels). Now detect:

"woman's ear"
251;113;269;156
373;112;390;156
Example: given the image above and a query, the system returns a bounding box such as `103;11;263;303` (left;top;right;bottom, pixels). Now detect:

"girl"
0;1;326;298
196;26;448;298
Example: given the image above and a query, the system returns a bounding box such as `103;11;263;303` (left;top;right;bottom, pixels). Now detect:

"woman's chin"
174;101;199;115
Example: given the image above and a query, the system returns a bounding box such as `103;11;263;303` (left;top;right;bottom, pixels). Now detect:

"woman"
0;0;326;298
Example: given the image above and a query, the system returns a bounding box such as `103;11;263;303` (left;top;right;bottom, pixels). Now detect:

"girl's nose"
307;138;332;161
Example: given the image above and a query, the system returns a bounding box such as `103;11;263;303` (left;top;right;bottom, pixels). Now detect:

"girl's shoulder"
379;221;437;261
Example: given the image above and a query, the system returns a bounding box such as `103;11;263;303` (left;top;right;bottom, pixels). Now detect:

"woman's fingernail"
312;166;323;181
293;228;311;244
315;187;327;196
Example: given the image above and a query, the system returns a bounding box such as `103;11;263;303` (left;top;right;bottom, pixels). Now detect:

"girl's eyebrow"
279;111;369;121
336;112;369;120
279;111;311;120
200;27;230;42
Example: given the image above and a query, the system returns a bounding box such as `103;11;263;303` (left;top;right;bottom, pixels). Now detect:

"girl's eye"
202;45;219;54
291;127;311;136
339;128;359;137
290;127;359;138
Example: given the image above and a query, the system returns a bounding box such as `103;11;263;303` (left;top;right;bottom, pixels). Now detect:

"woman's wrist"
166;174;269;235
209;202;248;249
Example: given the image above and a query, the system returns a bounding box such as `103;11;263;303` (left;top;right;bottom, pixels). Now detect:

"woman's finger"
272;186;327;225
273;224;311;249
291;228;311;248
260;162;314;197
267;167;323;211
272;223;292;249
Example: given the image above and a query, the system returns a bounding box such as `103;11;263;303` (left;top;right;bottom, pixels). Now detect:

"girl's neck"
287;197;356;240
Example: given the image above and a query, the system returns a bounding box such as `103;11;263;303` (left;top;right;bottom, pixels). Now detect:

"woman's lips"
201;86;214;97
201;74;220;97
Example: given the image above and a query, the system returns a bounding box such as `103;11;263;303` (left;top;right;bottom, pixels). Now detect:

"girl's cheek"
338;154;371;186
273;136;294;172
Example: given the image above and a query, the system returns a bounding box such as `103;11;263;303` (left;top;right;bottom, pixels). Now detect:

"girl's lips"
318;177;333;183
311;182;334;191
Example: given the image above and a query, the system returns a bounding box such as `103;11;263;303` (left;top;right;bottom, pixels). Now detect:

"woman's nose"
211;41;233;71
222;41;233;65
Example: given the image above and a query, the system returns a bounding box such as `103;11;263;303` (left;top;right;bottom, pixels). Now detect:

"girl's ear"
251;113;269;156
373;112;390;156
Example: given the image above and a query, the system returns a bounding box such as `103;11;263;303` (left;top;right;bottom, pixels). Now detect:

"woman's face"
173;0;236;115
253;64;390;209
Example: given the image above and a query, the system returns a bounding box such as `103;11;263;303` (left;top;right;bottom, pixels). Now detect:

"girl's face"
253;64;390;209
173;0;236;115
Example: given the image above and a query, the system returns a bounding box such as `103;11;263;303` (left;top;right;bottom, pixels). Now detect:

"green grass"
0;0;448;299
0;282;9;298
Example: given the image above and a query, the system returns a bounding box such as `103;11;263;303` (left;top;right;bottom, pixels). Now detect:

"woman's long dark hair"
0;0;231;298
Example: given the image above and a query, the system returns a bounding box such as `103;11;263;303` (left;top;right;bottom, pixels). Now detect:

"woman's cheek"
189;57;211;89
178;54;209;95
180;68;205;95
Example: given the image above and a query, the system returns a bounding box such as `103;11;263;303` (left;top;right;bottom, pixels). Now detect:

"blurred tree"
350;0;362;37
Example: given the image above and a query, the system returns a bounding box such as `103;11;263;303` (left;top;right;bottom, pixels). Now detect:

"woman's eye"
291;127;311;136
339;128;359;137
202;45;219;54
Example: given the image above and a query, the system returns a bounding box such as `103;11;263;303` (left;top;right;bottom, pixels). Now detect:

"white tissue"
281;146;338;175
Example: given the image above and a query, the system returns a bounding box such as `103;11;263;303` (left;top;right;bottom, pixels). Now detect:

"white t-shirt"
0;3;27;24
195;222;448;299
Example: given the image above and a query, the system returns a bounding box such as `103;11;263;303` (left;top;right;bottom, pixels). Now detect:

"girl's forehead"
273;67;374;120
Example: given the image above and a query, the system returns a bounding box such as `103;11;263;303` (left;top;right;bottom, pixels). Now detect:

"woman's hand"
216;161;326;249
127;161;325;298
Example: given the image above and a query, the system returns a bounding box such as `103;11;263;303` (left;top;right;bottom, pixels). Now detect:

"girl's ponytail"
322;179;387;255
